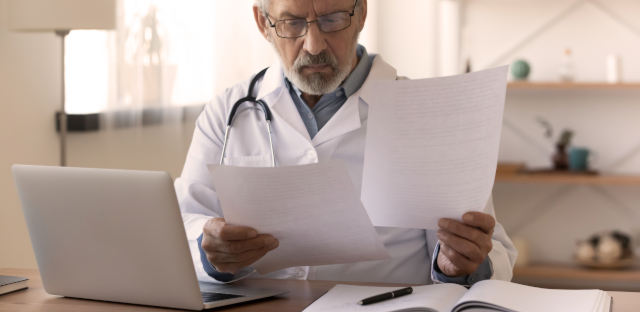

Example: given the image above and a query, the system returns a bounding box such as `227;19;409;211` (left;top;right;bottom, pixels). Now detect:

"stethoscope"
219;68;277;167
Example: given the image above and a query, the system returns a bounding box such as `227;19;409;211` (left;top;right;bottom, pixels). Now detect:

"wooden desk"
1;268;639;311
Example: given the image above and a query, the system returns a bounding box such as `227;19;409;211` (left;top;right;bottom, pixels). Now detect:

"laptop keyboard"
201;291;244;302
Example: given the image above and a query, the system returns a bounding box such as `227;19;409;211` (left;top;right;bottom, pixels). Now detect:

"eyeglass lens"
276;11;352;38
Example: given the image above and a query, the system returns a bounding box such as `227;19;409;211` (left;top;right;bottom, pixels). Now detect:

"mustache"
293;51;338;71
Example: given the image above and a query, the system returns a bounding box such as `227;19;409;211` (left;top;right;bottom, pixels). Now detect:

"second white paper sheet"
209;160;389;274
361;66;508;229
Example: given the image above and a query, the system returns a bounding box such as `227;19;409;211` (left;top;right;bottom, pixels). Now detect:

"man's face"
255;0;366;95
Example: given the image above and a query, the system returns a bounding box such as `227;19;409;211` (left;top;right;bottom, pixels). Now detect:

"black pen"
358;287;413;305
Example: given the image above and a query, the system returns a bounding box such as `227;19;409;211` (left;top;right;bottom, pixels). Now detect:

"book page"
303;284;468;312
453;279;609;312
360;67;508;229
209;160;389;274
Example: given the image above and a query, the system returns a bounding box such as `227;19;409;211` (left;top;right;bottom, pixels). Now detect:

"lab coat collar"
256;61;284;102
312;56;397;146
255;56;398;146
257;63;313;142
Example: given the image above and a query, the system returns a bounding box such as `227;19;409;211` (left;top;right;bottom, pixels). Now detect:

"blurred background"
2;0;640;291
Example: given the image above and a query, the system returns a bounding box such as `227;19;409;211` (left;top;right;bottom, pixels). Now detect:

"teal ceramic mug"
569;147;590;171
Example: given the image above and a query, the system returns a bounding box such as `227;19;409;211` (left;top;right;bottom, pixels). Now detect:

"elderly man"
175;0;516;285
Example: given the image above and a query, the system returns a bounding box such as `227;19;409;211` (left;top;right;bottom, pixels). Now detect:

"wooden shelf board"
508;81;640;90
495;171;640;185
514;263;640;282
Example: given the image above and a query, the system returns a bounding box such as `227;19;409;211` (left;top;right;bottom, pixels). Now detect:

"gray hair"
254;0;269;13
255;0;362;15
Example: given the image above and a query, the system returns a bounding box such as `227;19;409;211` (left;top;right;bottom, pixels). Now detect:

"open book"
303;280;611;312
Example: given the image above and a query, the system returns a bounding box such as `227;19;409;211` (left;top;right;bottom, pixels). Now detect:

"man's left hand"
436;211;495;277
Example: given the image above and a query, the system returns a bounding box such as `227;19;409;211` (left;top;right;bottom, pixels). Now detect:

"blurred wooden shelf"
508;81;640;90
514;263;640;282
495;171;640;185
513;263;640;291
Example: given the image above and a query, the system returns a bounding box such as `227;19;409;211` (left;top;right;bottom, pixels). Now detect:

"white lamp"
8;0;117;166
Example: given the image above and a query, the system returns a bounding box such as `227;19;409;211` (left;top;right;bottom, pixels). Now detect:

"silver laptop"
12;164;285;310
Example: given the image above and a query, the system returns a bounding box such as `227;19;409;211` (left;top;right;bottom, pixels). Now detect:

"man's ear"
253;5;273;42
357;0;367;32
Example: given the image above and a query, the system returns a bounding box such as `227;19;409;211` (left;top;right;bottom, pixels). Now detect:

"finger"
462;212;495;234
214;242;277;264
202;217;225;237
438;219;492;251
218;224;259;241
437;230;485;263
439;243;477;274
211;244;278;274
202;218;259;241
234;242;279;269
214;234;278;254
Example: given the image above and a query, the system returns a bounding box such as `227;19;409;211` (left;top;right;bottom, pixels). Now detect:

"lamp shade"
8;0;116;31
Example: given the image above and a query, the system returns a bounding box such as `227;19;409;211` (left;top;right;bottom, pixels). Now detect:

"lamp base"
55;112;100;132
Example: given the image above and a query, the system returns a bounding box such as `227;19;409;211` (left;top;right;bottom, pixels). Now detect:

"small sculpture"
575;231;634;268
559;48;575;82
552;129;573;170
537;117;574;171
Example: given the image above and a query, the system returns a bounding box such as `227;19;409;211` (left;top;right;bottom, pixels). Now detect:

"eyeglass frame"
264;0;359;39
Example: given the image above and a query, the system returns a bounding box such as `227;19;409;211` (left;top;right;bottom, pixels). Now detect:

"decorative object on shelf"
575;231;634;269
510;59;531;80
606;54;622;84
536;117;575;171
568;147;591;172
552;129;573;171
559;48;575;82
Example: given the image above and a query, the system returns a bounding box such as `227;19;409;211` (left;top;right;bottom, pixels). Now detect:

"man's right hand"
201;218;279;274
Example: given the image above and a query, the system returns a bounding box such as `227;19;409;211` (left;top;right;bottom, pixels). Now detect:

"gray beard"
281;44;357;95
286;55;352;95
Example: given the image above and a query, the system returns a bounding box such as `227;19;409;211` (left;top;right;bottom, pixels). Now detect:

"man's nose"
302;22;327;55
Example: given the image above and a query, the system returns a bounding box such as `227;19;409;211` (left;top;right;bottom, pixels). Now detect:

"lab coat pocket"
222;155;272;167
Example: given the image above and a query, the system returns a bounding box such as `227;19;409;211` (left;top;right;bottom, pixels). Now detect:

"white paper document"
209;160;389;274
361;66;508;229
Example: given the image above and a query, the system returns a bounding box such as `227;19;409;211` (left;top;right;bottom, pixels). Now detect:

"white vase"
559;48;575;82
606;54;622;84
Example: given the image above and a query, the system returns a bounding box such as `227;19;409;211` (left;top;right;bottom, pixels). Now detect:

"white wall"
369;0;439;78
66;124;194;178
0;0;60;269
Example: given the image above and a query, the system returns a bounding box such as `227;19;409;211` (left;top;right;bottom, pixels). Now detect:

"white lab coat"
175;56;517;284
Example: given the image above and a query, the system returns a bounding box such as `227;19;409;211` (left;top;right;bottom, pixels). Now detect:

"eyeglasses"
265;0;358;39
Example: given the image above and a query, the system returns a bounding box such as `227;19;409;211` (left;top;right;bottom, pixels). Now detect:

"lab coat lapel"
311;95;361;147
312;56;397;147
257;64;312;142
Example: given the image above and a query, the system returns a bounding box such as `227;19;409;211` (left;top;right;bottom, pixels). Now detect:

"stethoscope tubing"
219;68;276;167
